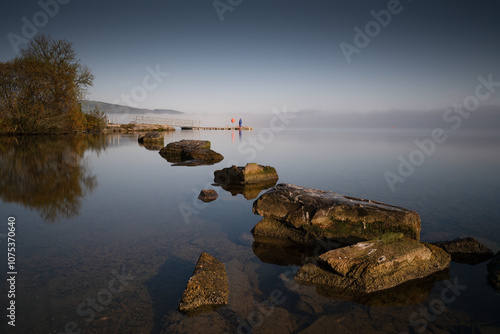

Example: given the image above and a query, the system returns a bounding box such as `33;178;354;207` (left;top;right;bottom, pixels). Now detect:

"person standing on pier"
238;118;242;130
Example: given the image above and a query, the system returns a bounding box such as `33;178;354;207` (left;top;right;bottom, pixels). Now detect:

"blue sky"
1;0;499;114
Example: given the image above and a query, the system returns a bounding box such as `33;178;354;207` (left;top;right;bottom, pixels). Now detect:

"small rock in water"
433;237;494;264
137;131;164;144
159;139;223;166
214;163;279;185
198;189;218;202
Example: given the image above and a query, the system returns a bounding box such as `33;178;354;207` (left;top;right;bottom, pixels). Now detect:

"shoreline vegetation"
0;35;106;136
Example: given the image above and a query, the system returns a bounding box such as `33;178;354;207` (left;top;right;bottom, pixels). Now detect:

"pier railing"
134;116;200;127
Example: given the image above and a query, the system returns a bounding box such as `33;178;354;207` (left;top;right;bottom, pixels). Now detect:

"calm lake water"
1;128;499;333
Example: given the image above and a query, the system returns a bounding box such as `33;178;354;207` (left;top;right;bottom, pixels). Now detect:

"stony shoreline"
103;123;175;133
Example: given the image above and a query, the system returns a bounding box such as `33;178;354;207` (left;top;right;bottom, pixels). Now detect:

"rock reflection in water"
0;135;106;222
308;269;450;307
139;143;164;151
252;237;341;266
214;179;278;200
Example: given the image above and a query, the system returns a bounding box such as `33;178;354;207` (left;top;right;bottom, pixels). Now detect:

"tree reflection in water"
0;134;106;222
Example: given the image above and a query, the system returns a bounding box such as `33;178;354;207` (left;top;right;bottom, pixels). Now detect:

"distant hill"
80;100;184;115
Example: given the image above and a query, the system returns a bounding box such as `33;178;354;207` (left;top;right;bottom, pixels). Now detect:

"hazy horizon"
2;1;500;114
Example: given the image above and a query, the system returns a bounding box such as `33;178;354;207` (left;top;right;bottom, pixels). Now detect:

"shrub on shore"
0;35;95;135
83;106;107;133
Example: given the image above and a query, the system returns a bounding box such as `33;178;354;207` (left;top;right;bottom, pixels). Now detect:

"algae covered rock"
294;233;450;294
159;140;224;166
252;184;421;246
213;163;279;199
178;252;229;315
138;131;164;144
214;163;279;185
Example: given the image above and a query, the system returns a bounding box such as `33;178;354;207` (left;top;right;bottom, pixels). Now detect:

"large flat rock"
252;184;421;245
295;233;450;294
178;252;229;315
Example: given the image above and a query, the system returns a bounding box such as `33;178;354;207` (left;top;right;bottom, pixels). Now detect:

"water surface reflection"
0;135;106;222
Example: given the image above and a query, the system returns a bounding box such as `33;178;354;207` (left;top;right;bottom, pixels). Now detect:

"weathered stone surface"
214;163;279;185
178;252;229;315
294;233;450;294
433;237;494;264
138;131;164;144
487;251;500;293
198;189;218;202
159;140;224;166
252;184;421;246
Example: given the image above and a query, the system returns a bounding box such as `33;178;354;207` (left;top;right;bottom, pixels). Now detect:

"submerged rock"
178;252;229;316
295;233;450;294
214;163;279;185
159;140;224;166
138;131;164;144
313;270;449;307
198;189;218;202
433;237;494;265
488;252;500;293
252;184;421;247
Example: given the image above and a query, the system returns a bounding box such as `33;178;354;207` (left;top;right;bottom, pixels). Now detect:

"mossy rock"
252;184;421;246
295;233;451;294
214;163;279;185
178;252;229;316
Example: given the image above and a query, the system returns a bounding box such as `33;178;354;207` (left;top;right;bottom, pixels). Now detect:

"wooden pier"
133;116;253;131
181;126;253;130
